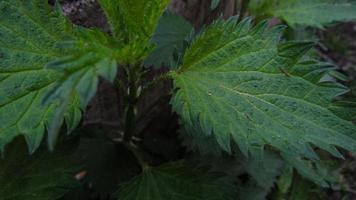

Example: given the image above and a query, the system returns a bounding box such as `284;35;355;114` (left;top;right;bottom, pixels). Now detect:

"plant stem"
123;64;140;142
114;78;126;99
124;105;135;141
124;141;149;169
118;64;171;169
113;63;152;170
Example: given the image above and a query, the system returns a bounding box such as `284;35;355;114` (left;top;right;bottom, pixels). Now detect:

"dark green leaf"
211;0;220;10
282;154;341;187
116;162;235;200
240;149;284;190
145;11;193;69
0;139;80;200
237;181;270;200
248;0;356;28
76;136;140;198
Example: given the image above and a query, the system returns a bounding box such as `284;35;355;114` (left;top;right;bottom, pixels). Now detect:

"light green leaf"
0;139;80;200
116;162;234;200
0;0;82;153
98;0;169;40
144;11;193;69
98;0;170;62
44;28;120;108
249;0;356;28
0;1;121;152
171;18;356;161
43;28;123;150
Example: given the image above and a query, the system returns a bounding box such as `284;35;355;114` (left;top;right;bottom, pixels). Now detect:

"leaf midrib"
178;71;356;148
195;74;355;143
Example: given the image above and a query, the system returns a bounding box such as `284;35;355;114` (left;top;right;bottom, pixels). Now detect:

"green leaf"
43;28;125;150
0;0;124;151
44;28;120;108
75;135;140;198
329;101;356;121
0;0;82;153
286;174;316;200
0;139;80;200
237;181;270;200
282;154;342;187
180;126;223;156
240;148;284;190
116;162;234;200
144;11;193;69
249;0;356;28
171;18;356;160
275;166;294;198
211;0;221;10
98;0;170;62
98;0;169;40
225;149;284;200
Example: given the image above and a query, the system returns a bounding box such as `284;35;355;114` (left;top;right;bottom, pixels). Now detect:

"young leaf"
248;0;356;28
98;0;170;62
171;18;356;160
144;11;193;69
116;162;235;200
0;139;80;200
0;0;81;153
98;0;169;40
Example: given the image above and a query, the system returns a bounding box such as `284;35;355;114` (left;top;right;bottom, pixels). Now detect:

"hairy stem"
124;141;149;169
118;64;171;169
123;64;140;142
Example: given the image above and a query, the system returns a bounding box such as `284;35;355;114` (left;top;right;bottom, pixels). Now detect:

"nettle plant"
1;0;356;199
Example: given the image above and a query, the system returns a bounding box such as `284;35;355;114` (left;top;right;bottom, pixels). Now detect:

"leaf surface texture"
0;0;118;152
98;0;170;62
171;18;356;160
